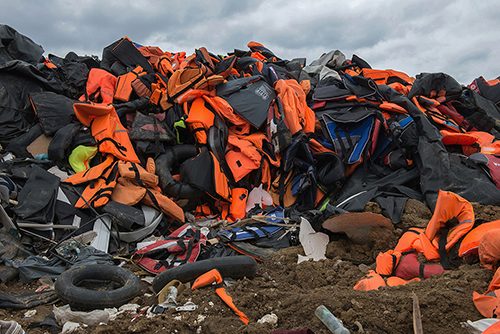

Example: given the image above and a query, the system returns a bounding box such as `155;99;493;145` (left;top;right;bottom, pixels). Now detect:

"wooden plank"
412;292;424;334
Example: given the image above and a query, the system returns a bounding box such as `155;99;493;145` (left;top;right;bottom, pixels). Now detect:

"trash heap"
0;24;499;333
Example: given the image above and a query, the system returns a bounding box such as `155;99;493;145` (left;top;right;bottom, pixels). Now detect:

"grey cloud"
0;0;498;82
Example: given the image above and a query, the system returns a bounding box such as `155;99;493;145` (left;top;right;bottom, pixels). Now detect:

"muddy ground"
2;200;500;334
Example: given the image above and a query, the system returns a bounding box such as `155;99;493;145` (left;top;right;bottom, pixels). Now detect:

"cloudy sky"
1;0;499;83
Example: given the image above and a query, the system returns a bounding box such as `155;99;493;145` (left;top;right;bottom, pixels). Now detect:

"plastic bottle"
314;305;350;334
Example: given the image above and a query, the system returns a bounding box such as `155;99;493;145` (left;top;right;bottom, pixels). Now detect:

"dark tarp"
129;112;176;143
101;38;153;75
180;147;214;195
0;61;62;145
0;25;43;65
47;123;81;166
6;124;43;158
335;167;422;223
0;290;58;309
47;52;97;99
13;165;60;225
4;246;113;282
379;85;500;209
408;72;463;101
416;141;500;207
452;88;500;135
30;92;75;136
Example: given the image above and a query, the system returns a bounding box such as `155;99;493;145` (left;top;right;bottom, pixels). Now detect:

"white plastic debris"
141;276;155;284
47;166;70;180
297;217;329;263
195;314;206;324
0;320;25;334
106;304;140;321
246;185;273;212
462;318;499;333
257;313;278;326
23;309;36;318
61;321;81;334
53;305;110;326
90;215;112;252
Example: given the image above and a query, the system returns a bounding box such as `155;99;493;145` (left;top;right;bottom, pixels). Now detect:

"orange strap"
215;287;249;325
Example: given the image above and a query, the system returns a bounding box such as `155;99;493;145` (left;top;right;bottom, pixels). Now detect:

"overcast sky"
1;0;499;83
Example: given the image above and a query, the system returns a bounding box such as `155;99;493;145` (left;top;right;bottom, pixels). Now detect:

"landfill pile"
0;24;499;333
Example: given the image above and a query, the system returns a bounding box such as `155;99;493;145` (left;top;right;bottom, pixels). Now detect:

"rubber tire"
55;264;141;311
152;256;257;293
155;145;201;200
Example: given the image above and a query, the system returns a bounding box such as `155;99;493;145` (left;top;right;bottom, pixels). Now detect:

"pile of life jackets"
0;25;499;275
34;35;500;222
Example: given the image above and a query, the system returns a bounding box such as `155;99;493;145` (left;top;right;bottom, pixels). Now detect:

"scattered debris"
258;313;279;326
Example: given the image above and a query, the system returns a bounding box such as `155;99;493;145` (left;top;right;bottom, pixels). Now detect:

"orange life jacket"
473;267;500;318
203;95;251;135
473;290;500;318
394;228;424;253
75;165;118;208
483;321;500;334
378;102;408;114
117;161;159;189
360;68;414;86
459;220;500;257
354;269;420;291
308;138;334;154
386;276;420;287
227;188;248;221
415;97;464;133
142;188;185;223
270;172;296;208
225;135;262;182
167;66;223;104
479;228;500;270
274;79;315;135
81;68;117;104
43;57;57;69
353;270;387;291
440;130;499;155
375;250;402;276
244;133;280;167
422;191;474;257
111;159;185;222
168;67;205;103
65;155;115;185
137;46;176;76
377;191;474;271
74;103;139;163
176;89;215;105
114;66;147;102
65;155;118;209
210;151;231;202
402;190;475;263
184;97;215;145
112;178;146;205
